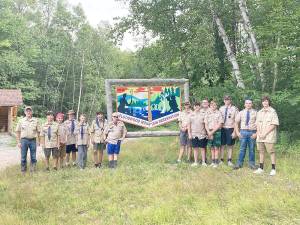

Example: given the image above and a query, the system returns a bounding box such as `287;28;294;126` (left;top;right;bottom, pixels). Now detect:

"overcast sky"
67;0;140;51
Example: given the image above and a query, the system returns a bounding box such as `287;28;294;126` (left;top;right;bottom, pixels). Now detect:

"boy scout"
204;100;223;168
234;99;257;170
16;106;41;173
75;114;90;170
188;102;208;167
40;111;60;171
254;96;279;176
177;102;193;163
104;112;127;168
64;110;78;166
90;111;107;168
56;112;67;168
219;95;239;167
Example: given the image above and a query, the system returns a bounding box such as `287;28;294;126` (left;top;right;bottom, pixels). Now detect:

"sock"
228;158;232;162
221;158;224;162
216;159;219;164
114;160;118;167
259;163;264;169
272;164;275;170
95;163;98;167
212;159;215;164
109;161;114;168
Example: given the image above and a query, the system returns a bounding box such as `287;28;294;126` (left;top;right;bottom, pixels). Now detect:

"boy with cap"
90;111;107;168
104;112;127;168
64;109;78;166
75;114;90;170
177;101;193;163
40;111;60;171
16;106;41;173
205;99;224;167
254;96;279;176
56;112;67;168
219;95;239;167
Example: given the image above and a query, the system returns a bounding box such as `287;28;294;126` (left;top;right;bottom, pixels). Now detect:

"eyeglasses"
113;116;118;118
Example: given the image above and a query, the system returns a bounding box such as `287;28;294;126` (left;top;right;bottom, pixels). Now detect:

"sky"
67;0;140;51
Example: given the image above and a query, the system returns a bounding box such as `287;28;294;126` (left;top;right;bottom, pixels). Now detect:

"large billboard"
116;86;181;128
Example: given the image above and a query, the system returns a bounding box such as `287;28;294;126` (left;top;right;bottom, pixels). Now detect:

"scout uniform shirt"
64;119;78;145
205;109;224;131
75;122;90;146
104;121;127;145
235;109;257;130
256;107;279;143
189;110;207;139
219;105;239;128
58;123;67;144
41;121;60;148
90;118;107;143
16;117;41;139
178;110;192;130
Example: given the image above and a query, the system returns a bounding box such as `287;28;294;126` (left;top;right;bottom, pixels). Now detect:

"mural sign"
116;86;181;128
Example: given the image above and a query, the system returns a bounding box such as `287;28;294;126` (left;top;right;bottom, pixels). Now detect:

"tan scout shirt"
256;107;279;143
75;123;90;146
105;121;127;144
205;109;224;131
90;119;107;143
16;117;41;139
58;123;67;144
235;109;257;130
64;119;78;145
41;122;59;148
189;110;207;139
178;110;192;130
219;105;239;128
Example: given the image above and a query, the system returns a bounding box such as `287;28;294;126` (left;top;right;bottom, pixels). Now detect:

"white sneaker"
176;159;182;164
191;162;199;167
269;169;276;176
213;163;218;168
228;161;234;167
209;163;215;167
202;162;207;167
219;161;223;165
254;168;264;174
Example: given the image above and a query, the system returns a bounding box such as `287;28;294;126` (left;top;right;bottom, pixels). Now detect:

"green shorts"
208;130;221;147
44;148;59;159
93;143;106;151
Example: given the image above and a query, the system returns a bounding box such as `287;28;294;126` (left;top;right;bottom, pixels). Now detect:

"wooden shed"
0;89;23;133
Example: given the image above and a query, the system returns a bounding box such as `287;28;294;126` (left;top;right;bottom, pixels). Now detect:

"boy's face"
80;116;86;123
194;105;201;111
202;100;209;108
210;102;217;111
262;100;269;108
112;115;119;123
68;114;75;120
224;99;231;106
25;109;32;117
57;117;63;123
97;114;104;120
184;105;190;110
47;114;54;122
244;100;253;109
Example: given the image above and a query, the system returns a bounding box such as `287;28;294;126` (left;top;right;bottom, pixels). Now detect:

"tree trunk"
272;36;280;94
60;66;69;112
76;53;85;120
72;62;76;109
238;0;264;90
212;11;245;89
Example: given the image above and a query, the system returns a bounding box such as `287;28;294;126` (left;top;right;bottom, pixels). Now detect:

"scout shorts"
93;143;106;151
221;128;236;146
208;130;222;148
44;148;59;159
257;142;275;153
66;144;78;154
107;141;121;155
179;130;191;146
191;137;208;148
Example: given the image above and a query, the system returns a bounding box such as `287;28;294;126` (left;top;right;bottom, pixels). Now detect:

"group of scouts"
16;108;127;173
177;95;279;176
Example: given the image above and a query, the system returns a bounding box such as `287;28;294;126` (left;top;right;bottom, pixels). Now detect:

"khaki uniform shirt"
90;119;107;143
40;121;59;148
205;109;224;131
16;117;40;139
105;121;127;144
58;123;67;144
75;123;90;146
235;109;257;130
178;110;192;130
64;119;77;145
256;107;279;143
219;105;239;128
189;110;207;139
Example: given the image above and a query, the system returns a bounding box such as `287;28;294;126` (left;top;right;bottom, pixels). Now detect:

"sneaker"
201;162;207;167
72;162;77;167
65;162;70;167
269;169;276;176
249;164;257;170
233;165;241;170
191;162;199;167
213;163;218;168
53;167;57;171
176;159;182;164
45;167;50;172
228;161;234;167
94;164;99;168
254;168;264;174
209;163;215;167
219;160;223;165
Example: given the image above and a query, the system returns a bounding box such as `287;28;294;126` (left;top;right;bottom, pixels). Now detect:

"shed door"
0;107;9;132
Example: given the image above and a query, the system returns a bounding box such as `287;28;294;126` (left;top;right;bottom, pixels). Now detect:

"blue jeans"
21;138;37;171
77;145;87;169
237;130;256;167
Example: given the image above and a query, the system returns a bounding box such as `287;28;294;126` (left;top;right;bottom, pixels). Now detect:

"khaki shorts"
257;142;275;153
44;148;60;159
59;144;66;158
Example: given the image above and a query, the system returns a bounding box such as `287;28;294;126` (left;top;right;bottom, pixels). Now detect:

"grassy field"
0;137;299;225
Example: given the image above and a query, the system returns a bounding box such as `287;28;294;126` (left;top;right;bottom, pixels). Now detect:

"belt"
21;137;36;141
240;129;256;132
